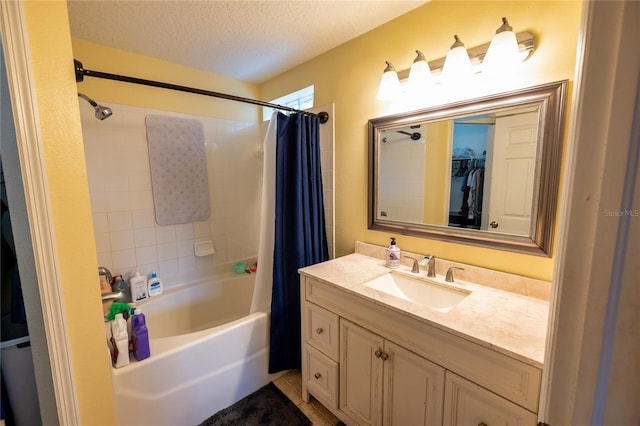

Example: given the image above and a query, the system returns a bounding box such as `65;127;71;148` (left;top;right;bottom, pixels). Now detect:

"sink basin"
364;272;471;313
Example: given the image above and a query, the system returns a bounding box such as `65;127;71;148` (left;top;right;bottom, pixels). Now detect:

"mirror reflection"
377;105;540;236
368;81;568;256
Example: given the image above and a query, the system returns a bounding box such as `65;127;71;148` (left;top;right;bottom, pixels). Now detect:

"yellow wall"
21;2;117;423
72;39;261;122
261;1;581;281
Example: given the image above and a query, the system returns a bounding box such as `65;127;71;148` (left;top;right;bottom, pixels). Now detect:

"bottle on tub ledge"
130;307;150;361
110;313;130;368
129;268;148;303
111;274;131;304
147;271;163;297
385;237;401;269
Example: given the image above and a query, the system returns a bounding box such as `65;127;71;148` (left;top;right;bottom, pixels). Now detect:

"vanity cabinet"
443;372;538;425
340;319;445;426
300;275;542;426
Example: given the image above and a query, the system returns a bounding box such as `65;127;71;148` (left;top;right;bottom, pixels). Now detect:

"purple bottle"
131;309;151;361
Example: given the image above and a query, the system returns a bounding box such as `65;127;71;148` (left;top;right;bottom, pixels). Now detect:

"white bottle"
129;268;147;303
147;271;163;297
110;313;129;368
385;237;400;269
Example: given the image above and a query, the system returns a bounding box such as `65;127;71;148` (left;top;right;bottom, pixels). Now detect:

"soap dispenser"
129;268;147;303
385;237;401;269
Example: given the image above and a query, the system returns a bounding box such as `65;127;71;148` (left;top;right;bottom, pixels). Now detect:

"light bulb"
441;35;473;85
483;17;521;76
376;61;401;101
408;50;433;94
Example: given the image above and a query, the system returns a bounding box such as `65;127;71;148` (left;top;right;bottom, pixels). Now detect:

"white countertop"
299;253;549;368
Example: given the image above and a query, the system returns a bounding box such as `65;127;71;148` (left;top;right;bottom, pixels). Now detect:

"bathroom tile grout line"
273;370;341;426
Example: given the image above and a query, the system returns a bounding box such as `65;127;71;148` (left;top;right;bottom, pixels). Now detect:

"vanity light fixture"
441;35;473;84
374;17;536;101
483;17;521;75
407;50;433;93
376;61;401;101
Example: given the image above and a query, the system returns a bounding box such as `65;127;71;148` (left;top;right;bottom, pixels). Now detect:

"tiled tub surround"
299;242;549;424
80;103;263;288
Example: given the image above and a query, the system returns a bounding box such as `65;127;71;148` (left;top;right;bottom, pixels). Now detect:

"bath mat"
145;114;210;225
198;382;311;426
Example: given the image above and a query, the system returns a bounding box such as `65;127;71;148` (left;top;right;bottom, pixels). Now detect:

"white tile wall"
80;103;263;288
81;102;336;288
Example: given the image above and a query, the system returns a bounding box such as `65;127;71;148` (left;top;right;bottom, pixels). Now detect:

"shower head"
77;92;113;120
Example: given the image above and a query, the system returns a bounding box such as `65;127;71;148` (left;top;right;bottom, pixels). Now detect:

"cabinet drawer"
305;302;339;360
443;372;537;426
304;344;339;410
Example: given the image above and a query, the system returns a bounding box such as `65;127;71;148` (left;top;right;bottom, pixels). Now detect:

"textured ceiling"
67;1;428;84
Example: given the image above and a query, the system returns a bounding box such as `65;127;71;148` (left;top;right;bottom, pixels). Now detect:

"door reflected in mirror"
369;81;568;256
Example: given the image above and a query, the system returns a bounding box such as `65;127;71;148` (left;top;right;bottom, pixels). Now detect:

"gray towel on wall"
145;114;210;225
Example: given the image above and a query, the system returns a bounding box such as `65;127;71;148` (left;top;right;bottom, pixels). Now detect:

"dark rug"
198;382;311;426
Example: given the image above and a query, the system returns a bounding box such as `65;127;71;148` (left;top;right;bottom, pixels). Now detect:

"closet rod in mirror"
73;59;329;123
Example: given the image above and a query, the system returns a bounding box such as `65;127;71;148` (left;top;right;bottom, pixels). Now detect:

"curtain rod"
74;59;329;123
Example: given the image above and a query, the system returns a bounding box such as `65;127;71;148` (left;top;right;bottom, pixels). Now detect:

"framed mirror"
368;80;568;256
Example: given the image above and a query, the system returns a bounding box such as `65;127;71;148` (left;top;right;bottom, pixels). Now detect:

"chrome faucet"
101;291;124;303
445;267;465;282
420;255;436;277
98;266;123;302
405;256;421;273
98;266;112;285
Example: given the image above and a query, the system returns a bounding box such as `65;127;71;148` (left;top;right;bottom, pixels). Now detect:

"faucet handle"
404;256;420;273
445;267;465;282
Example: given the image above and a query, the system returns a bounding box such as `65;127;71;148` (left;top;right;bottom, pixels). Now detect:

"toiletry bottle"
111;275;131;304
147;271;163;297
129;268;147;303
385;237;401;268
131;309;151;361
110;313;130;368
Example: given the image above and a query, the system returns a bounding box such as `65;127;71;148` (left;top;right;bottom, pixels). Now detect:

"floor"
273;370;342;426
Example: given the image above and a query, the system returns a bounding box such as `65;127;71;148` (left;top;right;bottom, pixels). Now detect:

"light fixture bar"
396;30;535;79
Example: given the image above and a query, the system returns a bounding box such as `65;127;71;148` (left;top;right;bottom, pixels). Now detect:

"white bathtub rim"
132;270;254;309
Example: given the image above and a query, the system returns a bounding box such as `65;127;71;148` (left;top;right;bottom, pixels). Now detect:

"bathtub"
111;273;279;426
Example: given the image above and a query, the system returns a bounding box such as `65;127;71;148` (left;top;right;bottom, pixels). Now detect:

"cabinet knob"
478;422;488;426
489;221;499;228
314;372;321;379
374;349;389;361
315;328;323;334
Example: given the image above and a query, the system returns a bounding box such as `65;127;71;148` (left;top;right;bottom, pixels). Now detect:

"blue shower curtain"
269;112;329;373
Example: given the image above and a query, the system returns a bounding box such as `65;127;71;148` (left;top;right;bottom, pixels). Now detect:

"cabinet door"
443;372;538;426
340;319;384;426
383;341;446;426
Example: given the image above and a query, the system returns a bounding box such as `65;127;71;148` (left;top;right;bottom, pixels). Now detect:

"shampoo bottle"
110;313;129;368
385;237;401;269
147;271;163;297
129;268;147;303
131;309;151;361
